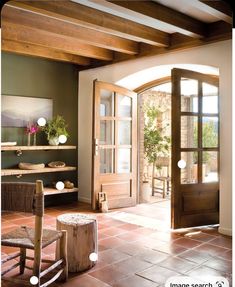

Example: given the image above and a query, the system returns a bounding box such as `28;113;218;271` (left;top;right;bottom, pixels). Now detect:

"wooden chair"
1;180;68;287
152;157;171;198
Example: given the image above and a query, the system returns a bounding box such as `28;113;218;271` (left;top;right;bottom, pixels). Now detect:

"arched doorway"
132;66;220;229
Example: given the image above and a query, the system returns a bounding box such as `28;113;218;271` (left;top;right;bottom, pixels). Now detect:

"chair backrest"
1;182;36;213
1;180;44;216
155;157;170;177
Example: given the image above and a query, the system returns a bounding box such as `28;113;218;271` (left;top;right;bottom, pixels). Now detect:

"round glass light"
30;276;39;285
37;117;46;127
89;252;98;262
59;135;67;144
177;159;186;169
55;181;65;191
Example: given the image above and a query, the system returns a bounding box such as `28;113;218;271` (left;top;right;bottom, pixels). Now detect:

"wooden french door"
92;80;137;210
171;68;219;229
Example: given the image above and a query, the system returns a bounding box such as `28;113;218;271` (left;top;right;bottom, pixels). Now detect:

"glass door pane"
202;151;218;182
181;116;198;148
117;148;131;173
100;120;114;145
117;94;132;117
202;83;218;114
202;117;218;148
118;120;131;145
100;89;114;116
180;152;198;184
181;78;198;112
100;148;114;174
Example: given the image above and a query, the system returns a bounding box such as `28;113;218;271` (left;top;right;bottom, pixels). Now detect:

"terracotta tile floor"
1;201;232;287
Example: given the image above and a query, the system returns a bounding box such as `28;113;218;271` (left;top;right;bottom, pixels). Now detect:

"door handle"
94;138;99;156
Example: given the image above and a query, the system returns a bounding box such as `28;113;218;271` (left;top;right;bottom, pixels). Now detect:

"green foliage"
144;105;170;165
193;120;218;163
42;115;69;140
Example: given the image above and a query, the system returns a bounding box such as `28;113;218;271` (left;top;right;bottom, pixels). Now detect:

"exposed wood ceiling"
1;0;232;69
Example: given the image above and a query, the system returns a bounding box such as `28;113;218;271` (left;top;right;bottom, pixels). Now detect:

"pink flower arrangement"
26;123;39;134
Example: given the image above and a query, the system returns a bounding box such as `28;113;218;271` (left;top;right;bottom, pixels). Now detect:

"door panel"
92;80;137;210
171;68;219;229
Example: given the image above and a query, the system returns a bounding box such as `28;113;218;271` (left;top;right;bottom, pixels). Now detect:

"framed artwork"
1;95;53;127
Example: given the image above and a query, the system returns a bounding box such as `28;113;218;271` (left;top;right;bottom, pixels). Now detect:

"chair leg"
33;247;41;287
19;248;26;274
59;230;68;282
152;177;155;196
163;180;166;198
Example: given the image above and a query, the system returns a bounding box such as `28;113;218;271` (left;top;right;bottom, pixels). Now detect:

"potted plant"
42;115;69;145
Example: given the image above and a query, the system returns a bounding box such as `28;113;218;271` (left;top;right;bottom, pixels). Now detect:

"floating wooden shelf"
44;187;78;196
1;145;76;151
1;166;77;176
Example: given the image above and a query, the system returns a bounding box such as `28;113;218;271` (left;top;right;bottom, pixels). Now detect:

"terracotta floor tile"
99;237;126;249
137;237;166;249
86;259;108;272
187;265;227;279
159;256;198;274
150;231;180;242
134;249;169;264
196;225;220;236
112;257;153;275
203;257;232;273
113;274;157;287
208;236;232;249
183;231;216;242
117;231;146;242
153;242;188;255
89;265;128;285
98;232;111;240
137;265;181;284
101;227;127;236
218;249;232;261
178;249;213;264
98;223;113;230
63;274;111;287
98;249;130;264
193;243;229;256
117;223;141;231
173;237;203;248
115;242;148;256
130;227;156;236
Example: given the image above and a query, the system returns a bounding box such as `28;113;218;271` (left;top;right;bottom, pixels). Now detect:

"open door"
171;68;219;229
92;80;137;210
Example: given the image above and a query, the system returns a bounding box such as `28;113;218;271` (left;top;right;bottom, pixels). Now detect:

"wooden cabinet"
1;145;78;195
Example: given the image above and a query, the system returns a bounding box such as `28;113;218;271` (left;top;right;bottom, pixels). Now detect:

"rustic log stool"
56;213;98;272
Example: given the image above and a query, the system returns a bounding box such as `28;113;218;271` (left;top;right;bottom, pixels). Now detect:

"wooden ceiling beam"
199;0;233;17
106;28;232;68
3;4;139;55
6;0;169;47
1;39;91;66
189;0;232;24
108;0;206;38
2;22;113;61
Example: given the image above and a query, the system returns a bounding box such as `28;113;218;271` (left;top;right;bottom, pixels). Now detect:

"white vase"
49;137;59;145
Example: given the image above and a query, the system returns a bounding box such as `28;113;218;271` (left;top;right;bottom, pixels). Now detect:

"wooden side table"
56;213;98;272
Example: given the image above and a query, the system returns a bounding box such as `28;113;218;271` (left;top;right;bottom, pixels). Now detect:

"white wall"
78;40;232;235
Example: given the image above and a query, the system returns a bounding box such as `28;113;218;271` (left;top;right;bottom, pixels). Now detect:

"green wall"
1;52;78;197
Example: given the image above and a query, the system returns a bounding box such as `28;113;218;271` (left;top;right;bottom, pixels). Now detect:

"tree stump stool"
56;213;98;272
